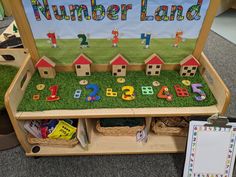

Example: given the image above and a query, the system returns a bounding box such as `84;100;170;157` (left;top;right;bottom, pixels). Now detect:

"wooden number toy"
157;86;173;101
182;80;191;86
78;34;89;48
191;83;206;101
141;86;154;95
174;84;190;97
106;88;117;97
122;86;135;101
33;94;40;101
74;89;82;99
36;84;45;91
86;84;101;102
46;85;60;102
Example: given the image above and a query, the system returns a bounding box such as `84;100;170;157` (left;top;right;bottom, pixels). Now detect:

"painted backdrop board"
22;0;211;64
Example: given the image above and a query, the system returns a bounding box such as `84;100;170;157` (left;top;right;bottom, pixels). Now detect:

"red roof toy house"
73;54;93;76
110;54;129;76
145;54;165;76
35;56;56;78
180;55;200;77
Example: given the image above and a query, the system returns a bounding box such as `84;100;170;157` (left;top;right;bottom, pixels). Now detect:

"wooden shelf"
16;106;219;120
26;133;187;156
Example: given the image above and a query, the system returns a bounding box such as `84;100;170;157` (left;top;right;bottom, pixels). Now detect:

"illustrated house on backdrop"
180;55;200;77
145;54;165;76
35;56;56;79
73;54;93;76
110;54;129;76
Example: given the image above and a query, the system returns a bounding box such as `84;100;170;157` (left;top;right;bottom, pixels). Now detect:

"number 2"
78;34;88;47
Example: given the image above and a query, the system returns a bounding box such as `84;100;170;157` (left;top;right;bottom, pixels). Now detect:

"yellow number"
122;86;135;101
106;88;117;97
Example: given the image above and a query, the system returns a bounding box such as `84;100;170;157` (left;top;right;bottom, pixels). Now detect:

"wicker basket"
151;117;189;137
96;120;145;136
27;134;79;147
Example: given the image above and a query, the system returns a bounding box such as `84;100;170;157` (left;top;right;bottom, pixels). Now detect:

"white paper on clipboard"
183;121;236;177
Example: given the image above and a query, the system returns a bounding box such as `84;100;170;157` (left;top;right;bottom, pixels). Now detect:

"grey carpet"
0;19;236;177
0;146;185;177
0;16;13;34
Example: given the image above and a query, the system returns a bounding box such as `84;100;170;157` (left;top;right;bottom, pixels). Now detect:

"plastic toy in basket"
48;120;77;140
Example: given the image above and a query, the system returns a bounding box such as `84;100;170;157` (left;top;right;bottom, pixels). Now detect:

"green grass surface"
18;71;217;112
0;65;18;109
36;38;196;64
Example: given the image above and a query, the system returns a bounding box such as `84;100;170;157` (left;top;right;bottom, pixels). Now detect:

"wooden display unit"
3;0;231;156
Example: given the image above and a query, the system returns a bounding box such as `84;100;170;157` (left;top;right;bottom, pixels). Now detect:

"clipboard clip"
205;114;232;128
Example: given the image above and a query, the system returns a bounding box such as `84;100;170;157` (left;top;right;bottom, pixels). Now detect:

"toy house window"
147;72;151;75
187;70;192;73
114;73;117;76
122;66;126;69
184;67;188;70
149;65;152;69
182;73;186;76
117;69;121;72
44;71;48;75
190;73;194;76
156;65;160;69
77;65;81;69
155;71;159;75
86;72;90;75
192;67;197;70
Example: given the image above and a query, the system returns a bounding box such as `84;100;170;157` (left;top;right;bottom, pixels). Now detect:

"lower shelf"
26;133;187;156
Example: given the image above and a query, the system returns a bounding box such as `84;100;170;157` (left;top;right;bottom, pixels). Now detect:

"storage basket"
96;120;145;136
27;134;79;147
151;117;189;137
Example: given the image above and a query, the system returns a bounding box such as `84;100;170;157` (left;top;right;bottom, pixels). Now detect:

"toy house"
35;56;56;79
145;54;164;76
73;54;92;76
180;55;200;77
110;54;129;76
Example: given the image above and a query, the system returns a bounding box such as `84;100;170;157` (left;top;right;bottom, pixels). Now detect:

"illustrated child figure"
173;31;183;48
141;33;151;49
112;29;119;47
47;32;57;48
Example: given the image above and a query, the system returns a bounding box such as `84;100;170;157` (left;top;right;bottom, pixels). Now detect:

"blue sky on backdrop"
22;0;210;39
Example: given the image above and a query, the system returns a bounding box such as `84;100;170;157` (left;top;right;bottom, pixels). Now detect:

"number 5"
191;83;206;101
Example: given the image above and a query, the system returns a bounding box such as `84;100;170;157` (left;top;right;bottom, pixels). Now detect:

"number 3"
122;86;135;101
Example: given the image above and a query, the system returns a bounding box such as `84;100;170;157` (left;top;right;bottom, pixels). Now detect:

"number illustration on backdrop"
77;34;89;48
47;32;57;48
112;29;119;47
141;33;151;49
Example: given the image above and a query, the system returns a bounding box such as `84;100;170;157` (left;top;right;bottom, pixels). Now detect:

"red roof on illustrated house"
35;56;56;68
110;54;129;65
145;54;165;65
73;54;93;65
180;55;200;66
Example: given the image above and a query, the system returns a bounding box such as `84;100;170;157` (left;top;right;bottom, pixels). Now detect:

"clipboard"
183;114;236;177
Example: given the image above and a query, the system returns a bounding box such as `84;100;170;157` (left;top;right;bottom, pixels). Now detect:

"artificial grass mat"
0;65;18;109
36;38;196;64
18;71;217;112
